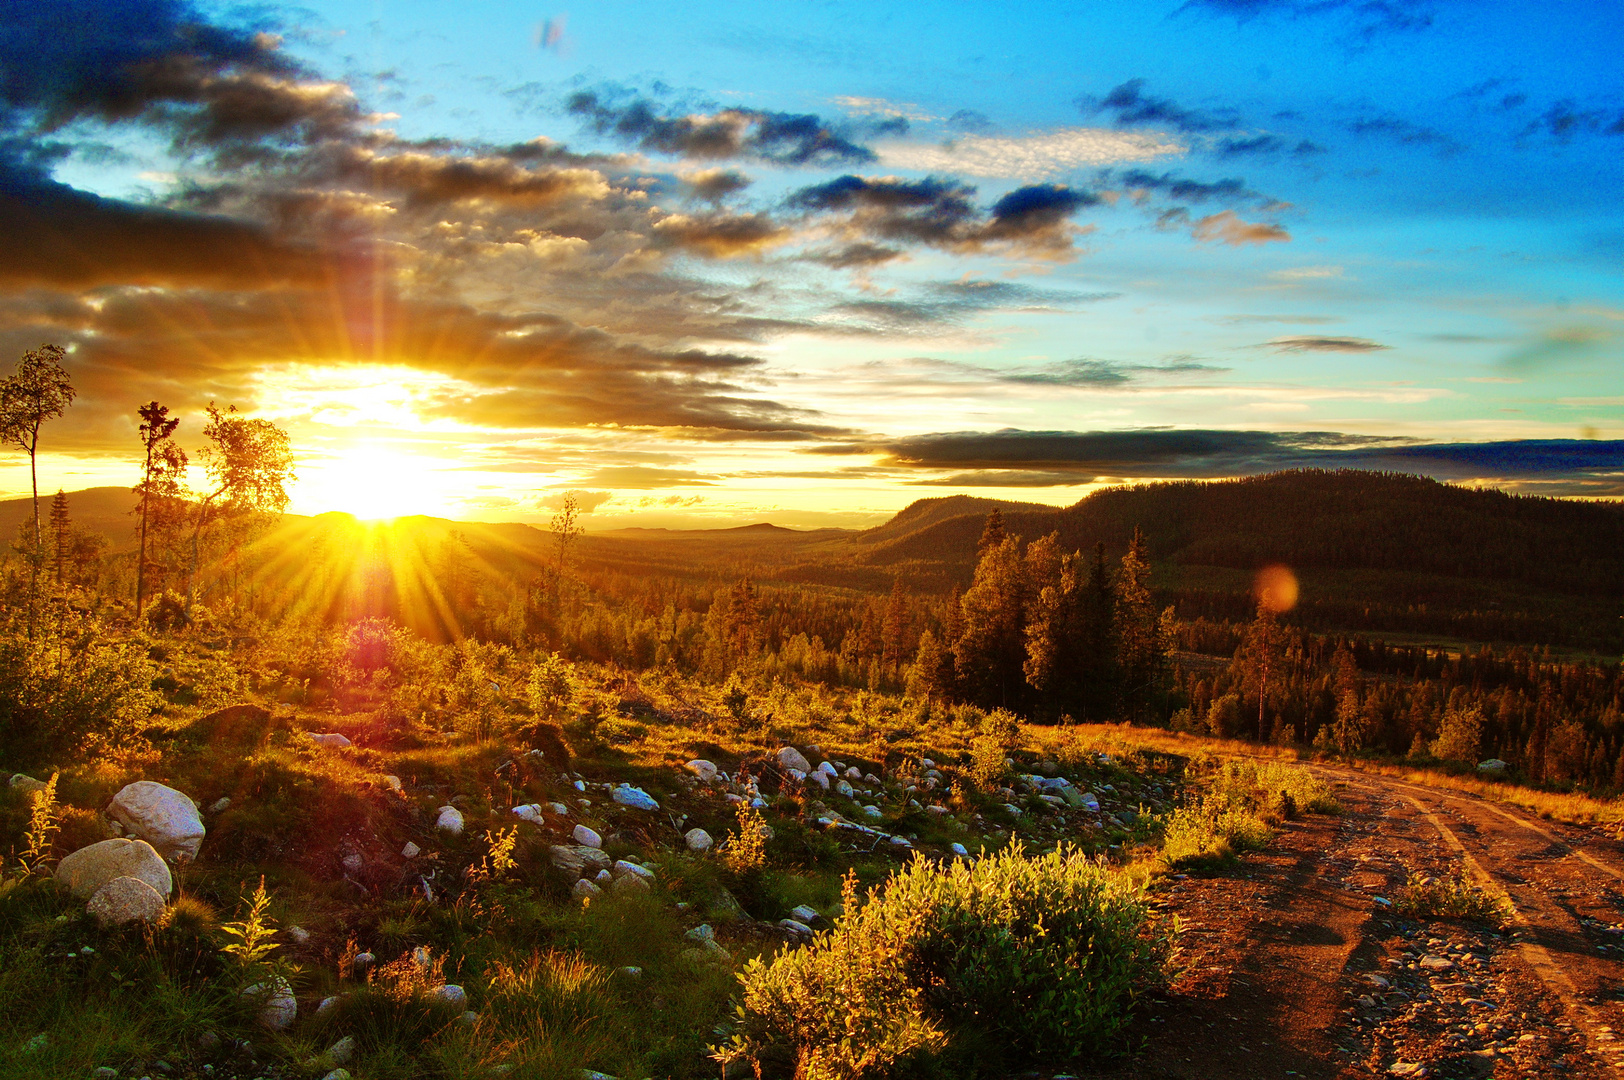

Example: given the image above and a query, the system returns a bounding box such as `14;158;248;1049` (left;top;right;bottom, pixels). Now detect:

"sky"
0;0;1620;528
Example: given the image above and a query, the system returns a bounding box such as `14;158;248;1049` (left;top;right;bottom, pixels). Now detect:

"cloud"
1191;210;1290;245
1175;0;1438;39
815;427;1624;490
1345;113;1462;153
537;489;613;512
578;466;716;488
680;167;752;204
1080;79;1240;133
999;358;1226;386
875;128;1182;179
651;212;792;258
1265;335;1389;351
1117;169;1257;204
567;89;876;165
1520;101;1624;143
788;175;1098;261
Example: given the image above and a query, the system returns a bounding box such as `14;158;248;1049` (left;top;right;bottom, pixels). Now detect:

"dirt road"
1082;767;1624;1079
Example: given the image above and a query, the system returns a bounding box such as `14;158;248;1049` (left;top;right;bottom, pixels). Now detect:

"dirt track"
1080;767;1624;1079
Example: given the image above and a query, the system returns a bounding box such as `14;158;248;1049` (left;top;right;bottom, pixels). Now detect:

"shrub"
1395;868;1509;924
720;847;1170;1079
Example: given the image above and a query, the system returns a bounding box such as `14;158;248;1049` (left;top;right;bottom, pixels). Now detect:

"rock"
950;843;970;857
613;859;656;882
460;1010;479;1024
1387;1064;1426;1078
208;796;232;814
572;878;602;899
107;782;205;862
776;746;812;773
436;806;464;835
512;804;544;825
1078;793;1101;812
618;966;643;978
1419;955;1454;971
791;904;820;923
836;781;855;797
573;824;602;849
316;995;341;1016
611;785;659;811
320;1071;351;1080
56;838;172;899
685;923;716;942
685;828;714;852
1366;973;1391;988
384;775;403;793
611;872;650;893
353;951;375;971
402;841;421;858
786;768;807;783
244;975;296;1030
816;761;838;777
9;773;48;794
806;770;830;790
779;918;813;935
549;844;612;874
288;925;310;943
1477;759;1509;775
308;732;353;749
87;876;167;926
341;854;364;875
432;984;467;1006
22;1033;46;1054
324;1036;357;1067
547;802;569;816
92;1068;118;1080
686;760;718;782
844;767;862;780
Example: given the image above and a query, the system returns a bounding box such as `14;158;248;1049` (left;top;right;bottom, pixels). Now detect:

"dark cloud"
788;175;1096;261
1175;0;1437;39
1079;79;1240;133
816;427;1624;490
1266;335;1389;352
1117;170;1256;204
1216;134;1284;156
650;211;791;258
1191;210;1290;245
1345;114;1463;153
567;90;875;166
1521;101;1624;142
946;110;995;133
1000;358;1224;386
817;281;1116;334
680;167;752;204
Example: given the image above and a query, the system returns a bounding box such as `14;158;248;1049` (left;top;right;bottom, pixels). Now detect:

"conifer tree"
49;488;69;584
1114;528;1166;723
135;401;186;617
954;522;1029;710
880;578;910;667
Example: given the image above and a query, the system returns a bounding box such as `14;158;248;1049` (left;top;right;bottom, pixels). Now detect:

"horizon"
1;0;1621;528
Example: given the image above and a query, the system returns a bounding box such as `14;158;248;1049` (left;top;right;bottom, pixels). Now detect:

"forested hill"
865;471;1624;595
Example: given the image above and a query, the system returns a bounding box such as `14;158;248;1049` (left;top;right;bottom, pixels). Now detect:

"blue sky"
1;0;1620;524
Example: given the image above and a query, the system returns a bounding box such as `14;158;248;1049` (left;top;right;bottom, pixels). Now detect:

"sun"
300;445;456;521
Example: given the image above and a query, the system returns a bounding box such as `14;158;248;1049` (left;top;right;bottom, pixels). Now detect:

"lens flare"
1255;564;1299;613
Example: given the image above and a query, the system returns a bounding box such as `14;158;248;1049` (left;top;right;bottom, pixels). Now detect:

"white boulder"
431;984;467;1006
55;838;172;899
776;746;812;773
8;773;48;794
573;878;602;899
513;804;544;825
685;828;714;852
402;841;421;859
86;876;167;927
309;732;353;749
685;760;718;782
245;975;297;1030
573;824;602;848
613;859;656;882
108;781;205;862
806;770;830;790
611;785;659;811
549;844;611;874
436;806;464;835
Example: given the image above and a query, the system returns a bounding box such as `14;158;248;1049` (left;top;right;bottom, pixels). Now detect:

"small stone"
1366;973;1391;988
685;828;714;852
816;761;837;777
93;1068;119;1080
614;859;656;881
288;925;310;944
806;770;830;790
685;923;715;942
1419;955;1454;971
1387;1064;1426;1078
87;876;167;927
777;746;812;773
547;802;569;816
23;1033;47;1053
432;984;467;1006
353;951;375;971
402;841;421;858
686;760;718;782
9;773;48;794
573;824;602;849
950;842;969;856
320;1071;351;1080
618;966;643;978
436;806;464;835
791;904;819;923
208;797;232;814
836;780;855;797
1477;759;1509;775
460;1010;479;1024
573;878;603;899
316;995;341;1016
512;804;544;825
341;854;364;875
550;844;611;874
779;918;813;935
384;775;404;793
308;732;352;749
611;785;659;811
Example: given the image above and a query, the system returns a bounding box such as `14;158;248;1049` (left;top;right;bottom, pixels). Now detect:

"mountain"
0;486;139;547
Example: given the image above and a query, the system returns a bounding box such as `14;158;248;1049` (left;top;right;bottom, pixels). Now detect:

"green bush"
1395;868;1509;924
720;847;1171;1079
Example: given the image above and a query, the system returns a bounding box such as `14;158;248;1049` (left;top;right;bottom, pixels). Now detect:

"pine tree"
1238;601;1284;741
976;507;1006;557
49;488;69;584
880;579;910;667
1115;528;1166;723
134;401;187;617
954;531;1029;710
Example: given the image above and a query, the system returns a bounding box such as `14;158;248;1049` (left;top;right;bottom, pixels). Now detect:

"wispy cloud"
875;128;1182;179
1265;335;1389;351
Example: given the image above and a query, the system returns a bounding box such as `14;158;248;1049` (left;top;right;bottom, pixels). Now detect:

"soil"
1072;766;1624;1080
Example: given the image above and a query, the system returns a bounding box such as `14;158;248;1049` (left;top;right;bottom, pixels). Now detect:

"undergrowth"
1394;868;1511;925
